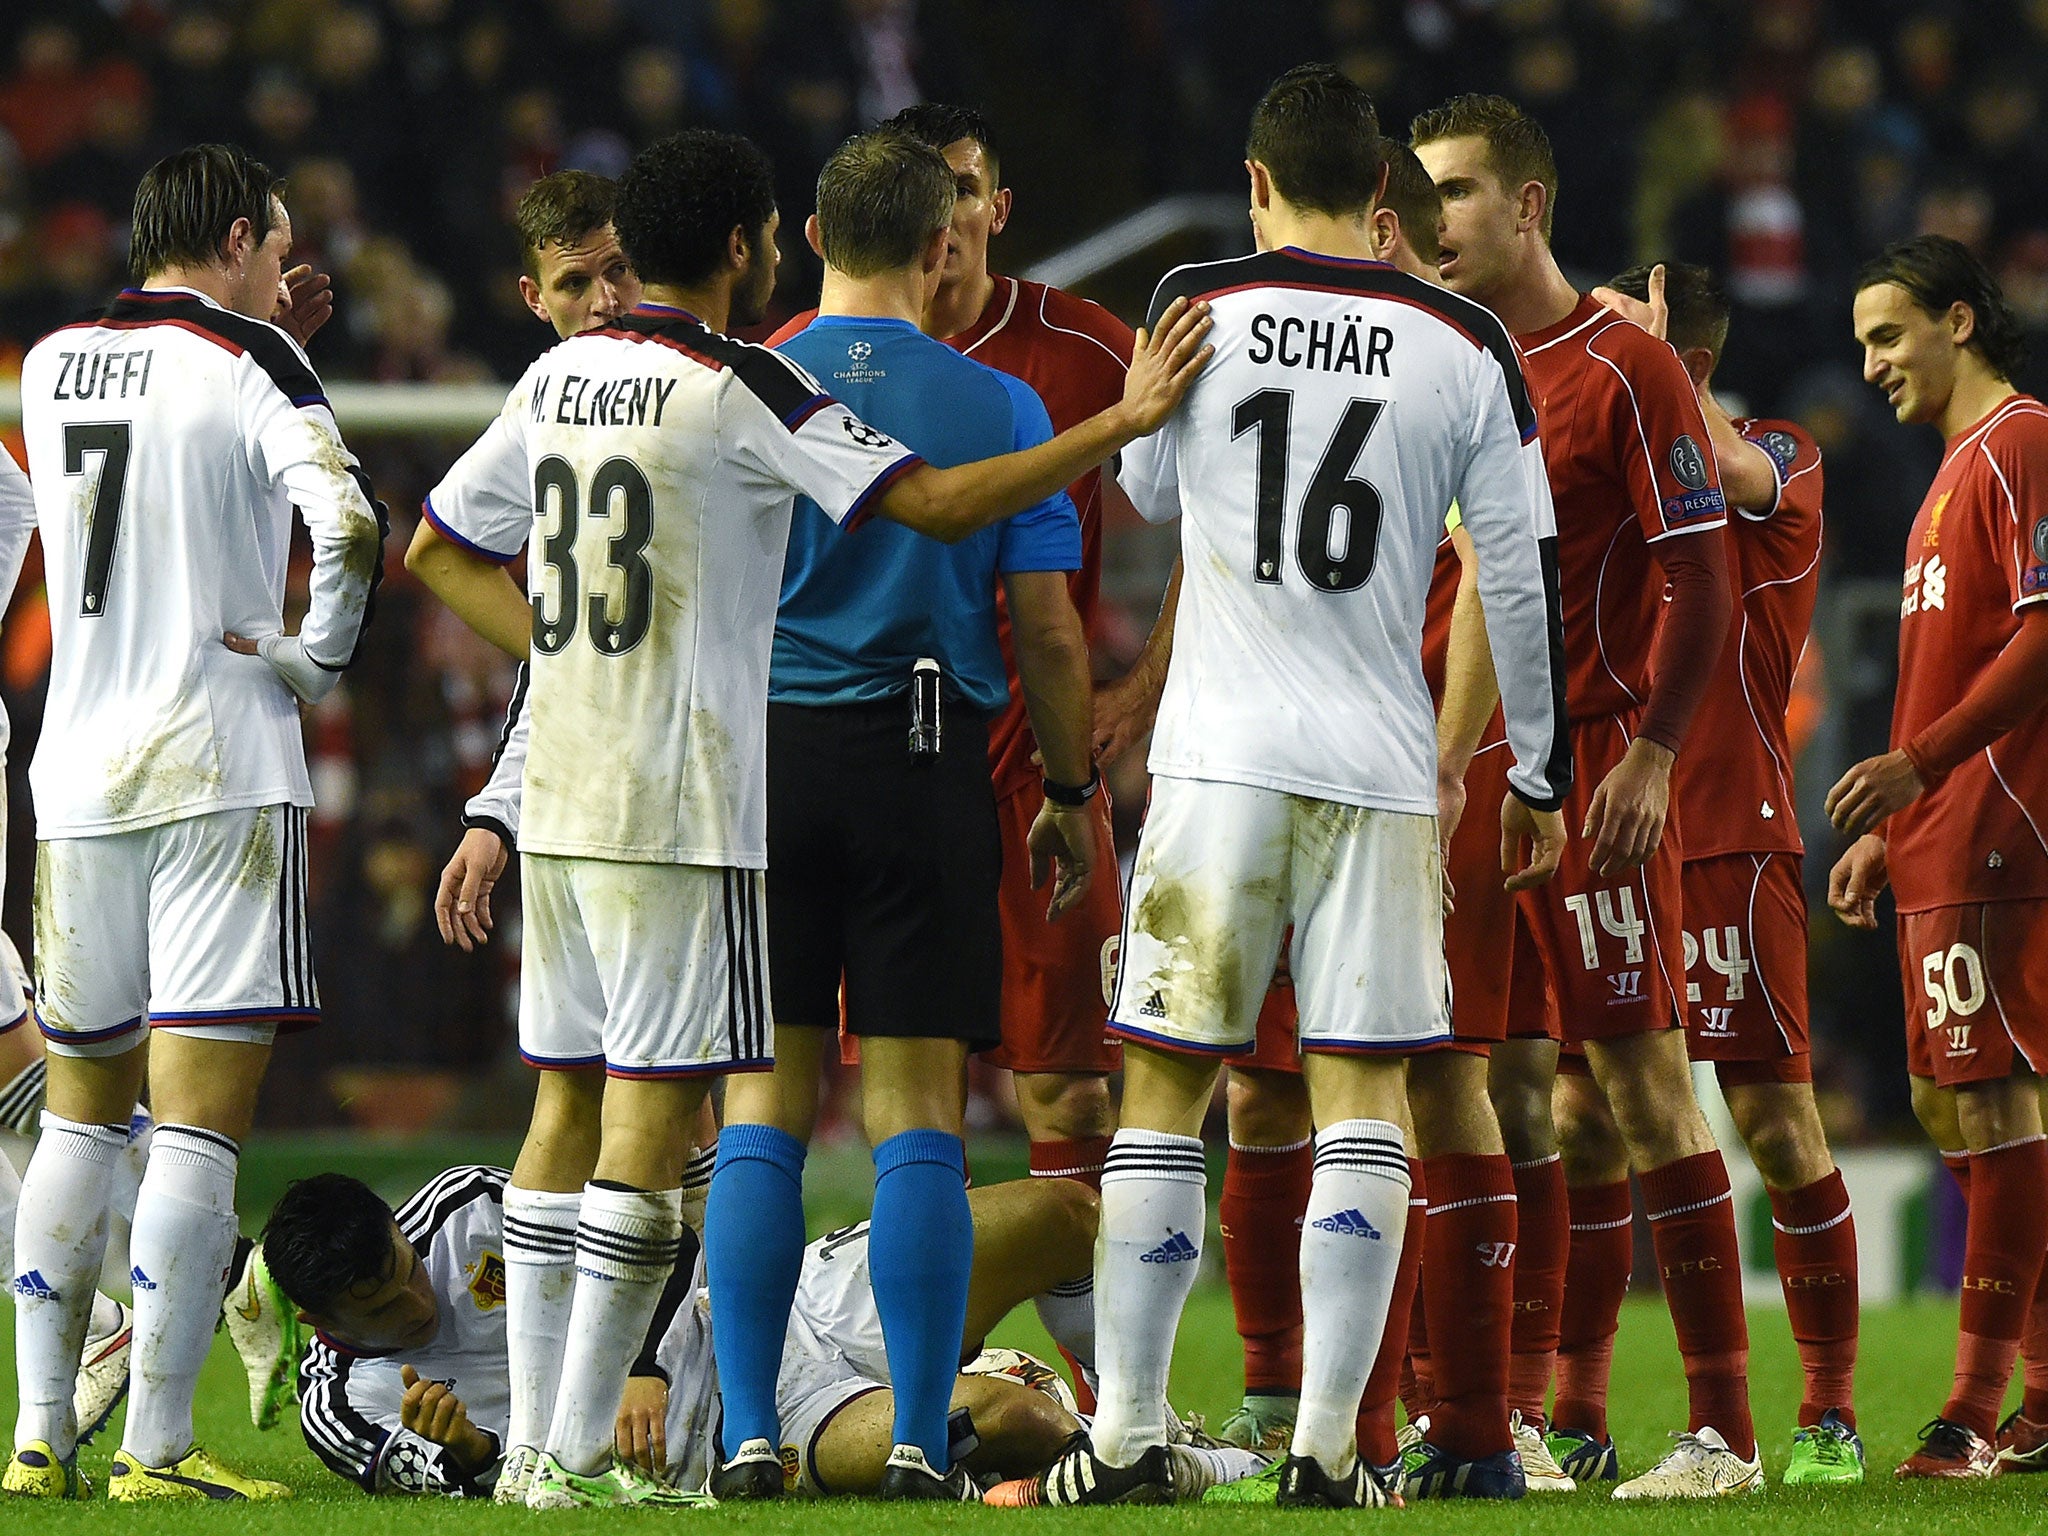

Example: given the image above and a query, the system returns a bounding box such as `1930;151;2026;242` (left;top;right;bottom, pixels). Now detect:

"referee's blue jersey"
770;315;1081;713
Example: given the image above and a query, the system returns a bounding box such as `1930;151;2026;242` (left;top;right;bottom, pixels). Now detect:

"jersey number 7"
64;421;133;618
1232;390;1385;592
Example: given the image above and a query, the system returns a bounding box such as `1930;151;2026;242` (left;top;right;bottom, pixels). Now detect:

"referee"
706;128;1098;1502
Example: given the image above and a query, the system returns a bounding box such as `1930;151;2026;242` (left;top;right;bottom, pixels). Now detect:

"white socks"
1033;1273;1096;1377
1290;1119;1411;1475
502;1184;582;1453
123;1125;241;1468
12;1112;124;1455
679;1140;716;1237
1089;1130;1207;1466
544;1183;683;1475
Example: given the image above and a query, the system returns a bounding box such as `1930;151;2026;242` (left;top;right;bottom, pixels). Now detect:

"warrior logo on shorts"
843;418;893;450
467;1251;507;1311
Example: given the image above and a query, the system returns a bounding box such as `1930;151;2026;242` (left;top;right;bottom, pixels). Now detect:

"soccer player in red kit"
1568;263;1862;1484
1415;97;1760;1499
1829;235;2048;1479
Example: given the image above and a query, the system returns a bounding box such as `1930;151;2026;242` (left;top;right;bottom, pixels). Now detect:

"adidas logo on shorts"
1139;1230;1199;1264
1137;990;1168;1019
13;1269;59;1301
1311;1208;1382;1239
129;1265;158;1291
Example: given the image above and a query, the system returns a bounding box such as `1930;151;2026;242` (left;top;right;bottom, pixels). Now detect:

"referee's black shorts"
765;698;1002;1046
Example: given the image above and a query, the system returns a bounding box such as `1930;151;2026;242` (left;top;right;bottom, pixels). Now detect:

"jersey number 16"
1232;390;1386;593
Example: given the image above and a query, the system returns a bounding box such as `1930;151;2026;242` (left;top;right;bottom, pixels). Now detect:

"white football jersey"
0;447;35;762
426;307;922;866
1120;248;1570;813
20;288;385;837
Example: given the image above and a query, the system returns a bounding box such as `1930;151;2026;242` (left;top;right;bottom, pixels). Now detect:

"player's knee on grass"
1909;1074;1964;1152
1014;1070;1114;1142
1554;1071;1630;1185
1226;1066;1313;1146
1954;1074;2046;1151
1721;1081;1835;1190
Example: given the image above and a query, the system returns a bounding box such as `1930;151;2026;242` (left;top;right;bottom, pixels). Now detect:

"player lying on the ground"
259;1167;1261;1498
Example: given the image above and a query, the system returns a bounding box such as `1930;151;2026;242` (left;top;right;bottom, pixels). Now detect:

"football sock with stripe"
1028;1137;1106;1403
124;1124;241;1468
11;1112;123;1456
0;1056;46;1135
870;1130;972;1468
1220;1136;1311;1396
705;1123;808;1457
503;1184;582;1453
1421;1153;1518;1457
1946;1135;2048;1437
679;1139;717;1236
1355;1158;1425;1466
1507;1153;1568;1427
1642;1150;1754;1459
1292;1120;1410;1476
1768;1170;1858;1428
1091;1129;1207;1466
1552;1178;1631;1439
545;1182;683;1475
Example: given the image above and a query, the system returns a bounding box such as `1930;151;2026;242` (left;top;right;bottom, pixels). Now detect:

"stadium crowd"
2;1;2048;1128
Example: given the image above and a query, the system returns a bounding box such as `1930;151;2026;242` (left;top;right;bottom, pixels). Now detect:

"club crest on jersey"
467;1250;507;1311
842;418;893;449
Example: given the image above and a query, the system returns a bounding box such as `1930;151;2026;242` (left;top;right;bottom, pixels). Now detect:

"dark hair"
1410;94;1560;240
1379;142;1442;267
1246;63;1387;218
882;102;998;180
1855;234;2027;382
129;144;283;283
1607;261;1730;361
515;170;618;280
261;1174;398;1315
814;129;954;278
613;130;778;289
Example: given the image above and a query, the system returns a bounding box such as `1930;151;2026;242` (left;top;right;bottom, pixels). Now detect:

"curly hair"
613;130;778;289
261;1173;399;1315
1856;235;2028;383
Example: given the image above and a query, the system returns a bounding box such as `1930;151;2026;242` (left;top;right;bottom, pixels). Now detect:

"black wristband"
460;813;516;854
1041;766;1101;807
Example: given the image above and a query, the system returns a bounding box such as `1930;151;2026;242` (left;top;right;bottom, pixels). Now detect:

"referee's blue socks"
704;1123;808;1456
870;1129;973;1468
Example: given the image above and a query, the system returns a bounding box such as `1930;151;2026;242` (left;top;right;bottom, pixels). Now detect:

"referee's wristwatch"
1041;766;1101;809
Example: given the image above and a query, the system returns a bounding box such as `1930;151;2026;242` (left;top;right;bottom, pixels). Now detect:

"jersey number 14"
1232;390;1386;592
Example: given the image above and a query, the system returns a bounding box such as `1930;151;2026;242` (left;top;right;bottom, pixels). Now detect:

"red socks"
1028;1136;1111;1189
1945;1136;2048;1437
1400;1274;1434;1422
1641;1151;1754;1459
1552;1179;1631;1439
1508;1154;1568;1425
2026;1251;2048;1423
1220;1138;1312;1395
1356;1159;1426;1467
1418;1153;1516;1457
1768;1171;1858;1428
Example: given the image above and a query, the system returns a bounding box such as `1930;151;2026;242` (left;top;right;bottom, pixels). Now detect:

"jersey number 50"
1232;390;1385;592
531;455;654;657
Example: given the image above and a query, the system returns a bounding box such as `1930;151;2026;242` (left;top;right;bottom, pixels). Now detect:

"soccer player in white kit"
6;144;384;1502
1030;67;1572;1508
417;129;1211;1508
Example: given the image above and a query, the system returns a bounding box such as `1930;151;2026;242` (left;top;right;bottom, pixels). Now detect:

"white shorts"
1109;776;1448;1057
518;854;772;1078
775;1222;888;1496
35;804;318;1058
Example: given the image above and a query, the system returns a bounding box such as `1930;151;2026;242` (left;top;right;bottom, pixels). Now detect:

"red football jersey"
1887;395;2048;913
1517;295;1728;722
1672;418;1824;859
771;278;1132;796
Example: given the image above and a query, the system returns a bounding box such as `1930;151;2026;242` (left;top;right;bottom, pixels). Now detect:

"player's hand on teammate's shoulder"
615;1374;670;1479
1118;297;1214;434
1582;736;1673;876
1827;834;1890;931
223;629;342;705
1823;748;1926;839
1589;263;1668;341
274;264;335;349
398;1364;493;1472
435;827;509;951
1501;795;1567;892
1027;795;1098;921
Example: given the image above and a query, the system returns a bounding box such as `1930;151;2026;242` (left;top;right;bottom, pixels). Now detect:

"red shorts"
1239;976;1301;1074
1506;910;1559;1040
983;783;1121;1075
1679;852;1811;1084
1899;900;2048;1087
1442;742;1514;1051
1515;714;1684;1045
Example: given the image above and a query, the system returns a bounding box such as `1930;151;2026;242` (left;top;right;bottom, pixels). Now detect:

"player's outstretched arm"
1094;558;1182;767
406;519;531;660
876;299;1211;543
